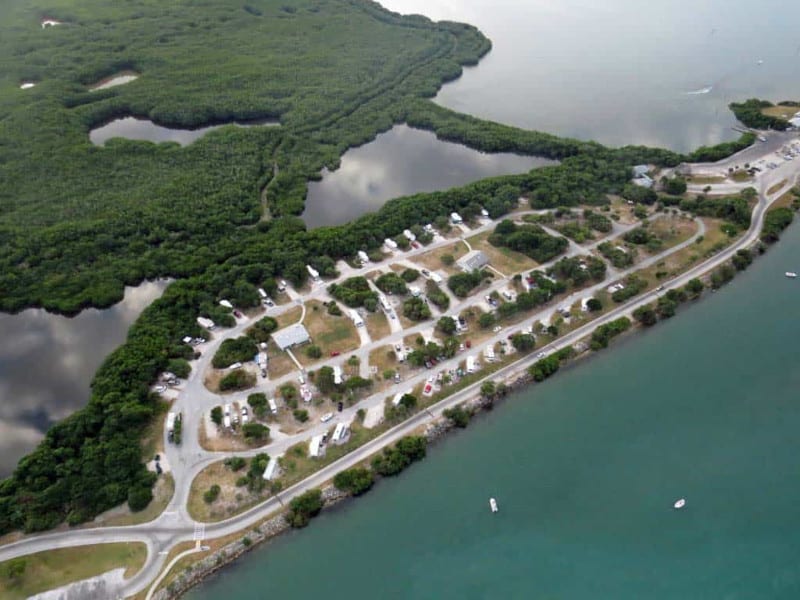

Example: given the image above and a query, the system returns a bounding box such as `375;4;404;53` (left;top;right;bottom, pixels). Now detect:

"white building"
350;308;364;327
268;397;278;414
333;365;343;385
409;286;421;298
258;287;267;299
309;434;325;458
484;346;496;362
357;250;370;264
384;238;398;250
450;212;463;224
262;457;280;481
273;323;311;350
466;355;479;373
403;229;416;241
306;265;320;280
257;352;268;367
458;250;489;272
219;299;233;309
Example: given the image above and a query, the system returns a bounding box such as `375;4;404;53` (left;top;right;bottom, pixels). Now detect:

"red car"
465;340;472;349
233;310;243;318
411;241;421;249
330;351;340;357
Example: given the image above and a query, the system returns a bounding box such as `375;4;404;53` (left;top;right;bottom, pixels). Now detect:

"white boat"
489;497;498;513
673;498;686;509
786;272;797;279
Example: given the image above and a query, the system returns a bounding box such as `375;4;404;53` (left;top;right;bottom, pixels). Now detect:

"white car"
154;385;167;393
320;412;334;423
492;325;502;333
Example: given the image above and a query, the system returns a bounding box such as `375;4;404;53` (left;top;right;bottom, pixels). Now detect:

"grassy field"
647;214;699;252
466;231;537;276
762;105;797;119
414;241;469;275
0;542;146;600
365;311;391;342
299;300;360;364
275;306;303;329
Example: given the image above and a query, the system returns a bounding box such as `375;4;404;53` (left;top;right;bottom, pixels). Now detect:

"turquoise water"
188;216;800;598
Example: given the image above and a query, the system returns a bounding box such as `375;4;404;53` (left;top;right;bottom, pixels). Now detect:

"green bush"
287;489;323;528
219;369;255;392
333;468;375;496
213;337;258;369
203;485;221;504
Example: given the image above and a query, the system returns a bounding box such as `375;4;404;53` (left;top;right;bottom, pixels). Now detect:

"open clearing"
466;230;538;275
762;105;797;120
414;241;469;275
0;542;146;600
299;300;360;365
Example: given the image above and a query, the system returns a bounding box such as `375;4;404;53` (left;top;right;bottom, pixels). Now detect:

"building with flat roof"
458;250;489;272
273;323;311;351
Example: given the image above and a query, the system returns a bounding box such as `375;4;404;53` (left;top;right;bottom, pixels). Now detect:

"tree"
219;369;255;391
247;393;268;419
443;405;470;428
478;312;495;329
510;333;536;352
293;409;309;423
401;268;420;282
633;306;657;326
224;456;246;471
316;366;337;394
685;278;704;297
167;358;191;379
210;406;223;426
212;337;258;369
480;380;496;398
127;485;153;512
587;298;602;312
287;489;323;528
440;254;455;266
399;393;418;410
403;297;431;321
247;316;278;343
333;468;374;496
203;485;221;504
436;316;457;335
242;423;269;442
305;345;322;359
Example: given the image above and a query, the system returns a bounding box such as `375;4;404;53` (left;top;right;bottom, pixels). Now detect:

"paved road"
1;136;798;599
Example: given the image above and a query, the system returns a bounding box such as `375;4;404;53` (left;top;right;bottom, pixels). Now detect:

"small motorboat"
489;497;498;513
786;272;797;279
674;498;686;509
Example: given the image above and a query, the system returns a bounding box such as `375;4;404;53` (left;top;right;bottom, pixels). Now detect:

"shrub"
203;485;221;504
127;485;153;512
333;468;375;496
293;409;309;423
219;369;255;392
287;489;323;528
213;337;258;369
247;316;278;343
242;423;269;441
224;456;247;471
443;405;471;428
403;297;431;321
305;345;322;359
210;406;223;425
401;268;420;282
247;393;268;418
167;358;191;379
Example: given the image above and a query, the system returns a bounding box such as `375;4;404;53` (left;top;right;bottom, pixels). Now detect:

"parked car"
337;402;344;412
330;350;340;357
233;310;243;318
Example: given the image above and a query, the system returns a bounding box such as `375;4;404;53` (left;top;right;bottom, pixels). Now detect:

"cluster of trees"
611;276;647;303
246;316;278;343
407;339;459;367
425;281;450;309
585;210;613;232
761;206;794;243
333;468;374;496
286;489;323;528
443;404;472;428
621;184;658;205
590;317;632;350
375;273;408;295
678;192;753;229
488;220;568;263
634;279;705;326
448;270;490;298
598;242;635;268
403;297;432;321
729;99;789;131
528;347;575;382
371;436;427;477
661;177;687;196
547;256;606;287
687;133;756;163
328;277;378;309
219;369;255;392
212;337;257;369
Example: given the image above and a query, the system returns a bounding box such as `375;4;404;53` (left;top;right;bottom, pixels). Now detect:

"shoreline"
153;236;776;599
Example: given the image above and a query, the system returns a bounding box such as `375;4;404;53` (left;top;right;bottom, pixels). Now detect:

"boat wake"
685;86;713;95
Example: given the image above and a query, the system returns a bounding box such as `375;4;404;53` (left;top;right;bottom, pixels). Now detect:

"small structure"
484;346;496;362
219;299;233;309
182;336;193;344
392;391;408;406
331;421;350;445
466;355;479;373
409;285;421;298
262;457;280;481
430;272;444;284
631;165;654;188
273;323;311;351
350;308;364;328
268;397;278;414
379;294;392;313
196;316;215;330
309;434;325;458
41;18;63;28
384;238;398;250
333;365;343;385
607;283;625;294
20;82;36;90
258;287;268;299
306;265;320;280
632;165;650;178
450;212;463;224
357;250;370;264
458;250;489;272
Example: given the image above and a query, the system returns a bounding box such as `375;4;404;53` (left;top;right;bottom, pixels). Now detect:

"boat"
786;272;797;279
489;497;498;513
673;498;686;509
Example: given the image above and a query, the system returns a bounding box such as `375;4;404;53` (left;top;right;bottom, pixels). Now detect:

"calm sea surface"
0;281;167;475
188;1;800;598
